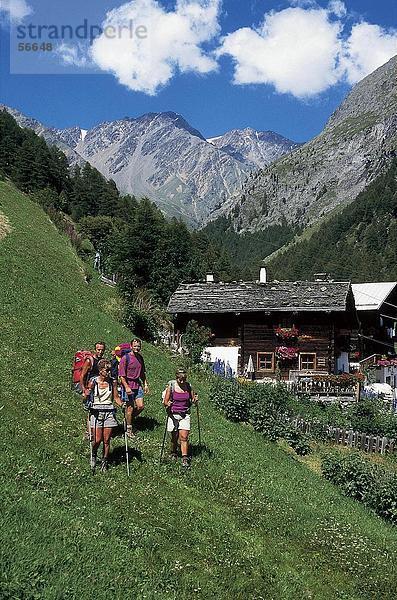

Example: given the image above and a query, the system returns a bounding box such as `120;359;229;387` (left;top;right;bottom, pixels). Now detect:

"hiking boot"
90;454;97;470
169;452;178;461
181;457;190;468
100;459;109;472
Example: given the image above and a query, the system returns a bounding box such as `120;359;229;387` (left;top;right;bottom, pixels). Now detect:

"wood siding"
174;309;358;379
242;316;332;379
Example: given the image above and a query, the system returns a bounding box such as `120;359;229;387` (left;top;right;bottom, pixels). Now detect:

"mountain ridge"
266;159;397;282
0;104;298;226
218;55;397;232
208;127;301;169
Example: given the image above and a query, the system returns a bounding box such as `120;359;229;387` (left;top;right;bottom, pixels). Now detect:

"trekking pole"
159;409;169;464
123;407;130;477
91;412;98;475
88;412;93;470
196;402;202;449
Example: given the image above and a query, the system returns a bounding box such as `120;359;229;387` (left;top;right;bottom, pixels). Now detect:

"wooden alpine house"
168;274;360;381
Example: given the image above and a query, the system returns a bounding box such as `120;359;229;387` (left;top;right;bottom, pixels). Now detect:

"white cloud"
48;0;397;99
342;22;397;84
327;1;346;18
56;43;93;69
217;6;343;98
218;3;397;98
0;0;32;23
89;0;221;95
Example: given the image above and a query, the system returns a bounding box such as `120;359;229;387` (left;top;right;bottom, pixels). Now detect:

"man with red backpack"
79;341;106;397
118;338;149;439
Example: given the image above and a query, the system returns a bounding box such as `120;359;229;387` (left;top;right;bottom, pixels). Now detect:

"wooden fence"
292;417;396;455
287;379;358;397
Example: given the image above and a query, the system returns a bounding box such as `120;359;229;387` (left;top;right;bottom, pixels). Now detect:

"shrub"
249;404;287;441
321;450;397;524
369;473;397;524
322;451;376;501
122;305;158;342
210;379;301;446
121;290;171;342
347;399;384;434
284;427;312;456
183;320;211;364
287;396;350;430
247;384;292;440
211;379;249;422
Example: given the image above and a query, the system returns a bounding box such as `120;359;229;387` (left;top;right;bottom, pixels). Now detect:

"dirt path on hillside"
0;212;12;240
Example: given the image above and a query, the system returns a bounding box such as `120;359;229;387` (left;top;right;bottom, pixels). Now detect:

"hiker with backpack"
78;341;106;397
118;338;149;439
87;358;124;472
162;368;198;467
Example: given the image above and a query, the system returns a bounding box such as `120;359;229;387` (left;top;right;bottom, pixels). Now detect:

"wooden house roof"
168;281;354;314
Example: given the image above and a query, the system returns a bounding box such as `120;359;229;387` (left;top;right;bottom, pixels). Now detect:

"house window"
257;352;274;371
300;353;316;370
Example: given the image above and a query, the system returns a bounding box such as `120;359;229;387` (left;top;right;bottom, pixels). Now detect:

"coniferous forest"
267;161;397;282
201;216;298;280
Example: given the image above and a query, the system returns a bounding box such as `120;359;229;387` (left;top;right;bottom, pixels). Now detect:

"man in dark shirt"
119;338;149;438
80;341;106;397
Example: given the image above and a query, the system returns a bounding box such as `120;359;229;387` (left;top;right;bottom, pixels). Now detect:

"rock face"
208;128;300;169
68;112;250;226
222;55;397;232
1;104;297;227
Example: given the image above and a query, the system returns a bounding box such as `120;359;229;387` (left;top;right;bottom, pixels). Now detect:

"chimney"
206;273;214;283
259;267;267;283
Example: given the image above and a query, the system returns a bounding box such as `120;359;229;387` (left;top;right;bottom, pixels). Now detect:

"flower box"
275;346;298;360
274;327;299;339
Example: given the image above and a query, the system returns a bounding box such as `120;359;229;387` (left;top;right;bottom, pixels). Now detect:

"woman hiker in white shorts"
162;368;198;467
87;359;124;471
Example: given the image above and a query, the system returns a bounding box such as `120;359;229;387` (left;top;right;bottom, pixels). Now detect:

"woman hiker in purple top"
163;368;198;467
119;338;149;439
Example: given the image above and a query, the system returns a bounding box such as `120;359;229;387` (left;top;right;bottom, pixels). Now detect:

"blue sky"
0;0;396;142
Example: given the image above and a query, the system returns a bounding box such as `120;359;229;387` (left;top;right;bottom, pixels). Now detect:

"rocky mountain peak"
326;54;397;131
208;127;300;168
220;56;397;233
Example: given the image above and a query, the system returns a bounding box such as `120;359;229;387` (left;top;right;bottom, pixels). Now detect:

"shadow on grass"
110;445;143;464
112;416;160;437
134;416;160;432
190;443;213;459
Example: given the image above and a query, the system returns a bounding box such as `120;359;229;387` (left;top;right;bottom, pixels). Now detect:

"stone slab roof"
168;281;353;314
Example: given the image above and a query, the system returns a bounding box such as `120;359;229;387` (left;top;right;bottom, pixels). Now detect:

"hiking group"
73;339;199;473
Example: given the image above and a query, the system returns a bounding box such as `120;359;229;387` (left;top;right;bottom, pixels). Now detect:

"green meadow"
1;180;397;599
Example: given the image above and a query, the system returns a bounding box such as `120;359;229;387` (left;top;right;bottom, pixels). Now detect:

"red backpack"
71;350;94;390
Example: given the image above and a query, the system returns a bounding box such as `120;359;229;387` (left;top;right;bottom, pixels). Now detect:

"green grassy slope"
1;180;397;600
